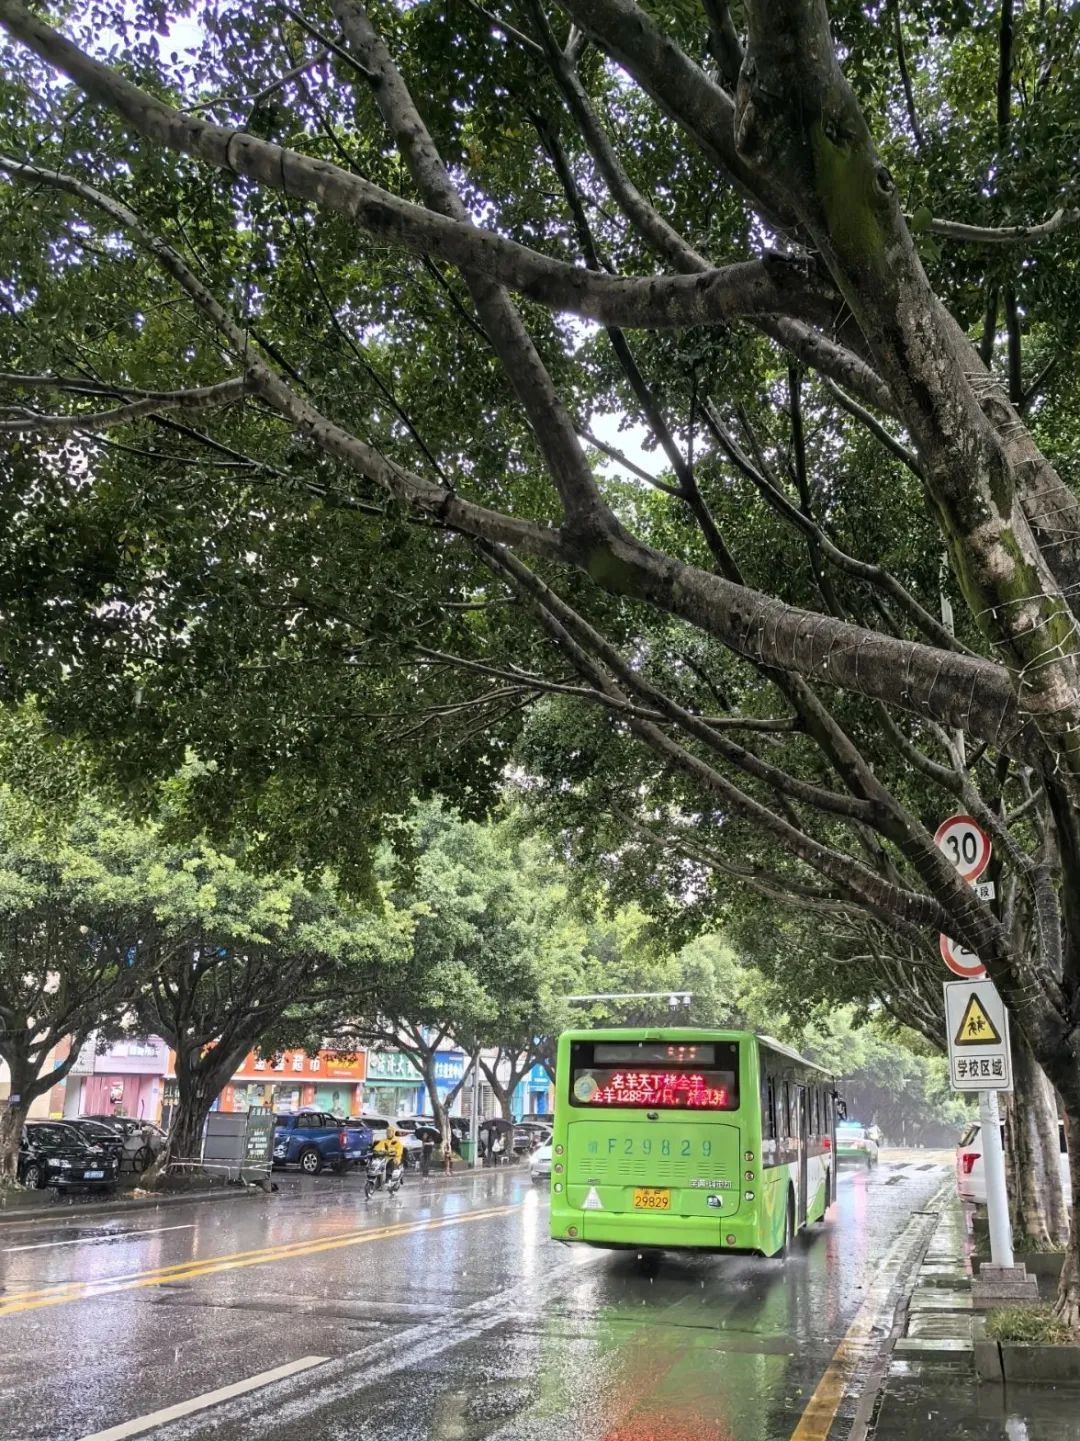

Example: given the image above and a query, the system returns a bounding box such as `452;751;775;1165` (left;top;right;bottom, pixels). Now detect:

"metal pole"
940;573;1014;1270
469;1053;480;1169
980;1087;1014;1268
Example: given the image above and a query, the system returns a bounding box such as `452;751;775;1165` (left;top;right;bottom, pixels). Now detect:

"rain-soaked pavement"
0;1149;1027;1441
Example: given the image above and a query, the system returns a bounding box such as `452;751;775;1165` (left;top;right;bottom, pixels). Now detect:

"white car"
956;1119;1070;1205
360;1114;424;1166
530;1141;552;1181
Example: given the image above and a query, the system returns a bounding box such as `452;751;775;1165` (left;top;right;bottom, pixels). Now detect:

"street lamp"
563;991;693;1008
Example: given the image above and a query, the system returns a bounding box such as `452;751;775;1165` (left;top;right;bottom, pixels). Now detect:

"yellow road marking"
787;1200;940;1441
0;1203;519;1317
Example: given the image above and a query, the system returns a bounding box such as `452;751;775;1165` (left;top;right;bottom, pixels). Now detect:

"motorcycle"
364;1152;404;1199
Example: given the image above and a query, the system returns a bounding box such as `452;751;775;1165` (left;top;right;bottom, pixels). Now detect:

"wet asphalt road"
0;1151;949;1441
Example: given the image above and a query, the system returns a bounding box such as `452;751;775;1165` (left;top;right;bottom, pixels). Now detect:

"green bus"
549;1027;837;1257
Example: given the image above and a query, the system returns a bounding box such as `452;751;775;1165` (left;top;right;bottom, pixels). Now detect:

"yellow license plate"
632;1187;671;1211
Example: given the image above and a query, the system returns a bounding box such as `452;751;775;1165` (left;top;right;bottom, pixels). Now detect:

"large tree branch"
0;376;249;435
0;170;1044;764
553;0;798;230
331;0;609;533
0;8;833;333
733;0;1080;801
922;208;1080;245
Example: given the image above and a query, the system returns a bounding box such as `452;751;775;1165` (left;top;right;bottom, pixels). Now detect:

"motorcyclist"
372;1124;405;1186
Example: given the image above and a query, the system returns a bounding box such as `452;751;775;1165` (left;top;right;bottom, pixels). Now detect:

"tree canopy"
4;0;1080;1310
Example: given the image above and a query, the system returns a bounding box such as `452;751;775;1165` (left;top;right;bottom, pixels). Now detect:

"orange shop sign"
232;1049;366;1082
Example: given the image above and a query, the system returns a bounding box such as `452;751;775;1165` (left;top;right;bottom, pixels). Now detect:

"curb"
0;1184;271;1230
0;1158;521;1231
853;1183;954;1441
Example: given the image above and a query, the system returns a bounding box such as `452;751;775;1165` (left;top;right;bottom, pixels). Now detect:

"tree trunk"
420;1052;452;1158
1054;1109;1080;1327
0;1100;28;1183
1005;1034;1068;1249
145;1062;218;1184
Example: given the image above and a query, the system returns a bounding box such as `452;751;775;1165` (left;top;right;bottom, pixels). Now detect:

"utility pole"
469;1053;480;1168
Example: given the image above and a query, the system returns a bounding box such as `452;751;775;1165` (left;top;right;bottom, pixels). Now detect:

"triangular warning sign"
954;992;1002;1046
582;1186;603;1210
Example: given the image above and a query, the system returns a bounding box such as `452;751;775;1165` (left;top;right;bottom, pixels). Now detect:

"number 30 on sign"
933;814;991;881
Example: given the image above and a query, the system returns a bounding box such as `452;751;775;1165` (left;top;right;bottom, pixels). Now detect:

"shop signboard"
232;1048;366;1082
366;1050;421;1083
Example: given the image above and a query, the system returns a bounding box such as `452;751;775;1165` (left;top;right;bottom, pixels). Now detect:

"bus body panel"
550;1027;835;1256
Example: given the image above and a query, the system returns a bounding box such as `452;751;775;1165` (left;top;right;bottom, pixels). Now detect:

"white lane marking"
3;1224;195;1253
75;1356;328;1441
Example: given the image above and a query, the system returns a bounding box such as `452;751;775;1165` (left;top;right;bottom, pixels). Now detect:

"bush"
985;1306;1077;1345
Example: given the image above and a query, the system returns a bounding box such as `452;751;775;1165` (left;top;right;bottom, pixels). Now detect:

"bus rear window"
568;1040;739;1111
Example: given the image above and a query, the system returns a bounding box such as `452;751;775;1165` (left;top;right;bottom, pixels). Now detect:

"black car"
20;1122;119;1191
63;1118;127;1164
79;1114;143;1137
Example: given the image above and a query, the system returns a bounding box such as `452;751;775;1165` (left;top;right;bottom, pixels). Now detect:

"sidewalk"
869;1192;1077;1441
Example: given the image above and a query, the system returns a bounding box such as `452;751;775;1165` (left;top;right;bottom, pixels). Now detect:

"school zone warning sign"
944;979;1012;1092
953;993;1003;1046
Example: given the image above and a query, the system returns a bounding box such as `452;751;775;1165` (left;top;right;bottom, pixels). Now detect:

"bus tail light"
823;1136;831;1150
554;1163;564;1173
554;1182;563;1192
744;1151;754;1161
568;1226;578;1237
555;1144;564;1156
744;1171;755;1181
744;1191;755;1200
960;1152;980;1175
726;1234;736;1245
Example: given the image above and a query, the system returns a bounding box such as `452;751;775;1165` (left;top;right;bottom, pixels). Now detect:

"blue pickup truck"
272;1111;373;1175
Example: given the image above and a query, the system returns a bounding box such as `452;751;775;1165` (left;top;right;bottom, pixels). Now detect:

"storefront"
219;1049;366;1117
364;1049;424;1117
512;1062;553;1119
362;1048;464;1117
61;1036;170;1123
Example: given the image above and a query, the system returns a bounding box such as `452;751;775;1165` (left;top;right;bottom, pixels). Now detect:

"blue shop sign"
433;1051;466;1085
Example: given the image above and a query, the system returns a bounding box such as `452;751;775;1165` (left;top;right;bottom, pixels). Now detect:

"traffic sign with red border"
939;933;987;979
934;814;991;881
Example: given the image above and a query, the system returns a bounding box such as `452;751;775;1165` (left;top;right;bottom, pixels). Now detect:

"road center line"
3;1224;195;1253
75;1355;328;1441
0;1203;520;1316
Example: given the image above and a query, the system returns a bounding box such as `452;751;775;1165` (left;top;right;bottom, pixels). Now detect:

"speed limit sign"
939;933;987;979
934;814;991;881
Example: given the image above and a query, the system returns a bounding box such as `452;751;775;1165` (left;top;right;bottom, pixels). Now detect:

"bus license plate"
632;1187;670;1211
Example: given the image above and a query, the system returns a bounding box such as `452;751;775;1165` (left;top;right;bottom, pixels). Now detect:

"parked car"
272;1112;373;1175
956;1119;1071;1205
78;1115;166;1172
80;1115;167;1146
835;1122;880;1166
530;1141;553;1181
63;1119;127;1165
360;1114;424;1167
19;1121;119;1192
513;1124;551;1154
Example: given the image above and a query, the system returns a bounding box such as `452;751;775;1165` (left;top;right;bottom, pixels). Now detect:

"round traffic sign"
934;814;991;881
939;933;987;979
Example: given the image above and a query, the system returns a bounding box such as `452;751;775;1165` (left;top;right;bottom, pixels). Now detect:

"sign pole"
979;1088;1013;1269
934;812;1016;1271
935;594;1030;1296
